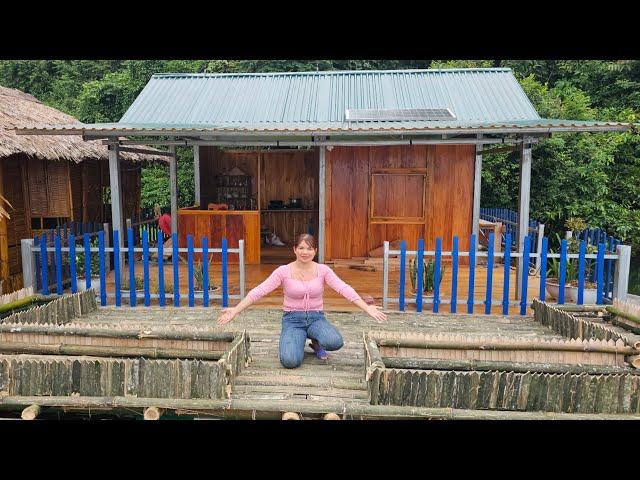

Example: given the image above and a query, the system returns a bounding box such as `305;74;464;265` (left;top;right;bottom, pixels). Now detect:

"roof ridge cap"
151;68;513;78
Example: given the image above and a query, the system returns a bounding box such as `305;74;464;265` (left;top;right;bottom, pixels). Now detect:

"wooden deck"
62;306;573;419
102;260;542;316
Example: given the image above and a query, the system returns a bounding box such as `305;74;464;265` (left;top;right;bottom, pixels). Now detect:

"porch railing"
382;234;631;315
21;229;245;308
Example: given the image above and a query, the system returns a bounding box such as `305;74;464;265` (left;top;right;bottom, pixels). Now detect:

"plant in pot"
76;238;101;295
193;259;220;295
409;258;445;301
121;275;144;296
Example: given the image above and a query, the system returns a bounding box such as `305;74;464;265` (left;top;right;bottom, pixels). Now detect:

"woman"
216;234;387;368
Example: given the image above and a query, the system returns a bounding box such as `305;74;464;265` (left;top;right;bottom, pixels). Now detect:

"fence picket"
158;234;165;307
114;230;121;307
54;234;63;295
433;238;441;313
188;235;195;307
450;236;458;314
578;240;586;305
127;227;135;307
484;233;494;315
69;234;77;294
502;233;511;315
98;230;106;306
173;232;180;307
143;230;150;307
539;236;548;301
520;236;530;315
467;234;476;314
558;239;567;305
202;237;209;307
399;240;406;311
222;238;228;308
83;233;91;291
416;238;424;313
597;242;605;305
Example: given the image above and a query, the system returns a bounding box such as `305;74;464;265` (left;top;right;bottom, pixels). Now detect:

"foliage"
1;59;639;255
75;238;100;277
409;257;445;294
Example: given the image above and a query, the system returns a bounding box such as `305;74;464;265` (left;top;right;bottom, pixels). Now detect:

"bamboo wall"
325;145;475;260
0;155;142;295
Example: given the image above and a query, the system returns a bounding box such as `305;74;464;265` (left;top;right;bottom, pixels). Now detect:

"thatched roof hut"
0;85;165;162
0;85;165;294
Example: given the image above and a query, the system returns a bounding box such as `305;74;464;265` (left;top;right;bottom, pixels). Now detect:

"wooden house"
0;86;164;293
16;69;633;291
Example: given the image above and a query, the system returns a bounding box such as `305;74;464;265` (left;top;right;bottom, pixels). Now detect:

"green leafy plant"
121;276;144;291
409;258;445;294
547;232;598;286
75;238;100;277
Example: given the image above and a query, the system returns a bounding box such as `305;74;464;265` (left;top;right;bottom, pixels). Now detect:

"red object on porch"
158;213;171;236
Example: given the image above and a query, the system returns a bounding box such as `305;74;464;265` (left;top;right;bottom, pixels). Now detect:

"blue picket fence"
33;222;105;292
480;208;540;245
31;229;245;308
382;234;624;315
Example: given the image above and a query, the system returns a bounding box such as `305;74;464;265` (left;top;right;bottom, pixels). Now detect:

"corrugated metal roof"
119;69;542;127
16;119;635;137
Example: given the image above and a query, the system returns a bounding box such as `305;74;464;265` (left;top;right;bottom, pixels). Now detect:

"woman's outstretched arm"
217;266;285;325
322;266;387;322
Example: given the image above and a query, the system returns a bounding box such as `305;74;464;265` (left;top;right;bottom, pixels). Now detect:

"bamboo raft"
2;294;640;419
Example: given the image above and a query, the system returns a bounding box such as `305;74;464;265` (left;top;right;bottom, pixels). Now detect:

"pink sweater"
246;263;361;311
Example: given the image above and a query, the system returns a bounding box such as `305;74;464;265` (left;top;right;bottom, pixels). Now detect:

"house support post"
193;145;200;207
108;141;124;281
516;138;532;300
318;146;326;263
20;239;36;291
169;146;178;235
472;134;483;238
613;244;631;301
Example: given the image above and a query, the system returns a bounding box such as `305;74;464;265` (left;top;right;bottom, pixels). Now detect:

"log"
323;413;341;420
0;341;223;361
373;337;637;355
611;317;640;336
3;395;640;420
381;357;637;375
143;407;164;420
0;296;38;314
627;356;640;369
282;412;300;420
21;404;41;420
608;307;640;326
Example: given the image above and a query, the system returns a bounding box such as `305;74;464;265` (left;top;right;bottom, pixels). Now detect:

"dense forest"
1;59;639;253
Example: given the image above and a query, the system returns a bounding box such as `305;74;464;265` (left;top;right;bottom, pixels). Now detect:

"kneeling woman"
216;234;387;368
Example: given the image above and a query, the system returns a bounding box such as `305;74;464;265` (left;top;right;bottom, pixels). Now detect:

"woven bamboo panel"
27;158;48;217
45;161;71;217
370;368;640;414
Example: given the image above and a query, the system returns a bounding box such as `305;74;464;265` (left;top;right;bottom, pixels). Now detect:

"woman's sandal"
309;339;329;360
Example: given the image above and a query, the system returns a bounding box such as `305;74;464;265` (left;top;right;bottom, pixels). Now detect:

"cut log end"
282;412;300;420
323;413;341;420
627;355;640;369
21;404;41;420
143;407;164;421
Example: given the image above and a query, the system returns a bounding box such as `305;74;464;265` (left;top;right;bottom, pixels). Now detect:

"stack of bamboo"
0;290;96;325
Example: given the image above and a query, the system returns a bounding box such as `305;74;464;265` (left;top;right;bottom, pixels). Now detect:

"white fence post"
536;223;545;272
613;244;631;301
21;238;36;290
239;239;245;299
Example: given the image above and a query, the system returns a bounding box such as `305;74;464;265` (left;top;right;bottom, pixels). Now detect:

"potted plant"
121;275;144;297
409;257;445;300
76;238;101;296
193;259;220;296
545;223;599;303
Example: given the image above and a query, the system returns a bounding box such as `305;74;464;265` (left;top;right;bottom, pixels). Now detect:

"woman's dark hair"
294;233;316;249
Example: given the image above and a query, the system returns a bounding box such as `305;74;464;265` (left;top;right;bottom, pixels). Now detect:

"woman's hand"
365;304;387;323
217;307;238;325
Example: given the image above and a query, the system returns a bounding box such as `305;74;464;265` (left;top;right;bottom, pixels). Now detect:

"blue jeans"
279;311;344;369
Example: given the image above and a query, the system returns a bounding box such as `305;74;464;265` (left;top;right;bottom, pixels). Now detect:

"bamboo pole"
143;407;164;420
626;355;640;369
373;338;637;355
2;395;640;420
323;413;341;420
0;296;38;314
607;307;640;325
0;324;236;342
381;357;637;375
0;341;223;360
21;404;41;420
282;412;300;420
